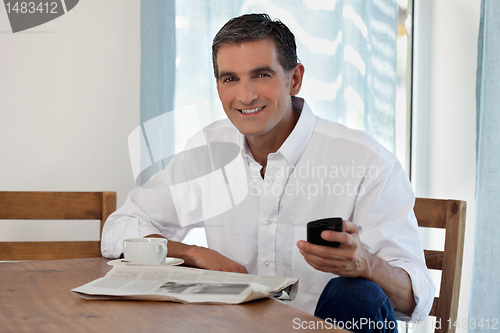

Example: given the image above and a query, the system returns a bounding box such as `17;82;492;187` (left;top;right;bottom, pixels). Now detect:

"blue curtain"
138;0;176;184
139;0;398;182
469;1;500;331
141;0;176;124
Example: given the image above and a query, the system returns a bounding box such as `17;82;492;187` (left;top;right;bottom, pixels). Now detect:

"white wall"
0;1;140;241
413;0;480;331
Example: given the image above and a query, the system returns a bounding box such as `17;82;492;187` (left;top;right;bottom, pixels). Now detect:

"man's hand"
297;220;373;279
145;234;248;274
185;246;249;274
296;220;417;316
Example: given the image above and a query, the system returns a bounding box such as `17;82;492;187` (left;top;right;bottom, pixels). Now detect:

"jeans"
314;277;398;333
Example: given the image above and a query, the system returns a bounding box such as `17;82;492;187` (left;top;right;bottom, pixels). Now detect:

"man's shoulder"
203;118;236;132
185;118;240;148
203;118;240;142
313;117;396;163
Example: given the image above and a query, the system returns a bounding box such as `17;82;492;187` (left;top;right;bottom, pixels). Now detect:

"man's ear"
289;63;305;96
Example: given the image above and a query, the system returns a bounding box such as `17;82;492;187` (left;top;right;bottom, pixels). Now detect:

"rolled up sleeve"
101;171;196;258
355;159;436;322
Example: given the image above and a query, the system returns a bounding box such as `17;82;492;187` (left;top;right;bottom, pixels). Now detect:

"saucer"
107;258;184;266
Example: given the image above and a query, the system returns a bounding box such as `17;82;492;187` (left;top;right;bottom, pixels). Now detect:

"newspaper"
72;260;298;304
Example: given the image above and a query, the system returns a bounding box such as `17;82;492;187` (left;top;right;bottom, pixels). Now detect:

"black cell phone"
307;217;343;247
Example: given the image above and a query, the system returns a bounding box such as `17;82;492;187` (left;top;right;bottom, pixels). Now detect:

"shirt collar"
278;96;316;166
238;96;317;167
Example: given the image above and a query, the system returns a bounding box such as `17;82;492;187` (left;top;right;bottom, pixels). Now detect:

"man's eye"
256;73;270;78
223;77;236;83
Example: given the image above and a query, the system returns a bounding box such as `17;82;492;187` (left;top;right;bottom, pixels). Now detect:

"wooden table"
0;258;349;332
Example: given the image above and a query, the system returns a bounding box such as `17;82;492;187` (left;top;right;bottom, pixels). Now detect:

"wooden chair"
0;191;116;260
414;198;466;333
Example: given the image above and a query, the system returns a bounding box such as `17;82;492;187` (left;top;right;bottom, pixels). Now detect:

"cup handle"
155;242;167;265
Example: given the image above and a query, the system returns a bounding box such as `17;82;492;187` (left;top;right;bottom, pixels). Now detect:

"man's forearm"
145;234;248;273
145;234;199;266
365;253;416;316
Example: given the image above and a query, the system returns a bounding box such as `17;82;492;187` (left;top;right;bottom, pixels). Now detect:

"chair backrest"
414;198;466;333
0;191;116;260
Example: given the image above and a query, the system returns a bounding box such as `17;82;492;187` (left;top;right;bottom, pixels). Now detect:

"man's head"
212;14;304;153
212;13;298;80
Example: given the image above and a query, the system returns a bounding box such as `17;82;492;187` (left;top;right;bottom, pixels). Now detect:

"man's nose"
237;80;258;105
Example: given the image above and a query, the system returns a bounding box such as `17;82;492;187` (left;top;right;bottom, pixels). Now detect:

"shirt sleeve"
353;158;436;322
101;128;217;259
100;167;199;259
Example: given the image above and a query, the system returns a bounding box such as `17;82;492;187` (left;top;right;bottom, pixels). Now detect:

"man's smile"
237;106;265;114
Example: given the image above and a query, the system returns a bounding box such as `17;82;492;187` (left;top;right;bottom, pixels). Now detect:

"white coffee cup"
123;238;168;265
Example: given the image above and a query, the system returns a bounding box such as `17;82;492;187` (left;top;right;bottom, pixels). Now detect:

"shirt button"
265;220;272;225
264;261;270;267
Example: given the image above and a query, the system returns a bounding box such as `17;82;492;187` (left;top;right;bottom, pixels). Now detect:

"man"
102;14;434;332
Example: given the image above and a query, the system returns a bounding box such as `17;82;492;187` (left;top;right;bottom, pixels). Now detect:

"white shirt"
102;97;435;321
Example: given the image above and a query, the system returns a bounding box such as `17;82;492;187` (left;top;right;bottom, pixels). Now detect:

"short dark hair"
212;13;298;79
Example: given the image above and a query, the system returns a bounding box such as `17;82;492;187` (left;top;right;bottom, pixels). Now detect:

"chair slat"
0;241;101;260
429;297;438;317
0;192;103;220
414;198;448;228
424;250;443;270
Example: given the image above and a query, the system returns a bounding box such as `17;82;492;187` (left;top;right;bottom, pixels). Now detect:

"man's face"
216;39;301;141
